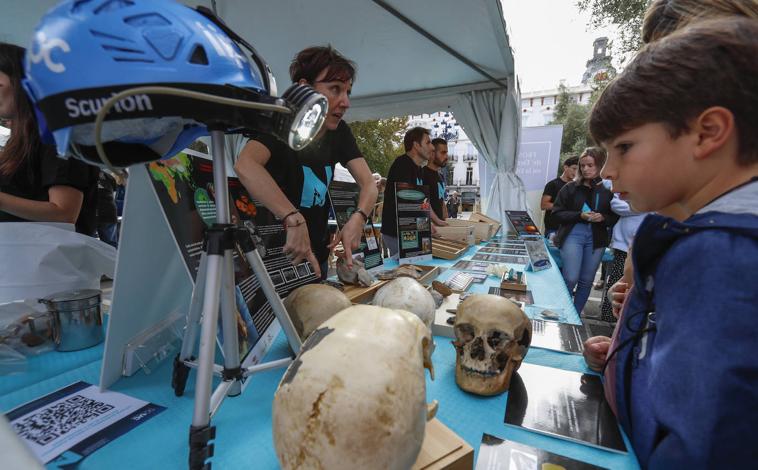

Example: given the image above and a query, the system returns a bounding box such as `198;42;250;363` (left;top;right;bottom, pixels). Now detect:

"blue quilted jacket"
613;180;758;468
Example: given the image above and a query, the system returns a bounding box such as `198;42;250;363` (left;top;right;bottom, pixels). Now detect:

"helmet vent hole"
124;13;170;27
90;29;131;42
102;45;145;54
189;45;209;65
94;0;135;15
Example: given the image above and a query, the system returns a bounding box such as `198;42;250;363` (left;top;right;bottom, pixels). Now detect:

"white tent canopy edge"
2;0;527;221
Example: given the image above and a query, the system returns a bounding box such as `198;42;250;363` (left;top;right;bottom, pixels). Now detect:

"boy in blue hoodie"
588;18;758;468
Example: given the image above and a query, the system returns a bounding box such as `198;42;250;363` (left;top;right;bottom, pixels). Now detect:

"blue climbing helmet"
21;0;291;167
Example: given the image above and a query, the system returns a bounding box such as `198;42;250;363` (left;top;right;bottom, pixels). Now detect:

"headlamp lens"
277;84;327;151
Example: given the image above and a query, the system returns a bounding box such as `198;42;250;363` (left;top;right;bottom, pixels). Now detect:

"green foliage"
349;117;408;177
552;84;572;123
550;87;592;166
576;0;649;57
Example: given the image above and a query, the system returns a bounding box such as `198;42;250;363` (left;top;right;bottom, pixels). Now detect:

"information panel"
328;180;383;271
147;152;317;360
394;182;433;264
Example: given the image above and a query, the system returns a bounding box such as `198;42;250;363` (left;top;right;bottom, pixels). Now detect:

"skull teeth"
461;365;503;377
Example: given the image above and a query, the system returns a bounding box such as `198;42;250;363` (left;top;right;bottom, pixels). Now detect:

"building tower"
581;37;615;84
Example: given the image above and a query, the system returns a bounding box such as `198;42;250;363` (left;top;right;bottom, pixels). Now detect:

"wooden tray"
416;265;441;285
445;218;491;244
432;237;468;260
468;212;502;239
344;265;440;303
433;225;475;245
342;279;388;304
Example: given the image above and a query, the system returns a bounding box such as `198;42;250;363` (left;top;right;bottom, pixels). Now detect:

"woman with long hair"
0;42;98;234
551;147;617;314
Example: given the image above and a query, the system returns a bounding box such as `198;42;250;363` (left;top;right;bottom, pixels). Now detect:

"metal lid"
40;289;101;311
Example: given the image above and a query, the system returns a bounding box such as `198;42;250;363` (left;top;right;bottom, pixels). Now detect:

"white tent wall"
452;83;527;226
3;0;524;220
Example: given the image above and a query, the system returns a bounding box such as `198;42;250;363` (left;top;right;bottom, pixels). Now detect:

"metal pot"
39;289;103;352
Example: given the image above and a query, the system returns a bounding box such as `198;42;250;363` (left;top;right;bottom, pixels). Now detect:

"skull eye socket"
487;330;510;349
455;323;476;343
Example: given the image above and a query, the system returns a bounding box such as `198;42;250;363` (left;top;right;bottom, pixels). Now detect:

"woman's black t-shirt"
252;120;362;264
0;144;99;235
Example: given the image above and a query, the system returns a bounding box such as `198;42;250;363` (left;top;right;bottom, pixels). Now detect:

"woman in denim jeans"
551;147;617;314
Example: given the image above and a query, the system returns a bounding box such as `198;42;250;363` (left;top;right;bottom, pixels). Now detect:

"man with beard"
380;127;434;258
423;137;450;225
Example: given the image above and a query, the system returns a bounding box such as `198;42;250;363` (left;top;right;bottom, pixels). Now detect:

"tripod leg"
173;252;210;396
218;249;242;397
189;251;224;469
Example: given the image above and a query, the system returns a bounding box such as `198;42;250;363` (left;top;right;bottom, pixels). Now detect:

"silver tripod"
170;130;303;469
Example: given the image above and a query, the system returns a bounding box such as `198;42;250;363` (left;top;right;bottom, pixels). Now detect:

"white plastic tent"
2;0;526;221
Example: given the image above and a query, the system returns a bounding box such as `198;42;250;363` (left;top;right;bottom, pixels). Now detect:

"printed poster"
504;210;542;238
328;180;383;271
394;182;433;264
147;151;317;361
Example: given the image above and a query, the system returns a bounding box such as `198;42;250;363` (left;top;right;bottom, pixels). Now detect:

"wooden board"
445;218;492;243
412;418;474;470
432;237;468;260
417;265;441;285
344;265;439;304
433;225;475;245
468;212;502;239
341;279;388;304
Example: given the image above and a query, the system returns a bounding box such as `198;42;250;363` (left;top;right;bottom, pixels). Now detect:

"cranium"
283;284;352;341
273;305;436;470
336;257;374;287
452;294;531;396
372;277;436;329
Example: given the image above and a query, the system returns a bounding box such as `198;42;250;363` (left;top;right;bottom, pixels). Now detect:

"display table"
1;240;639;469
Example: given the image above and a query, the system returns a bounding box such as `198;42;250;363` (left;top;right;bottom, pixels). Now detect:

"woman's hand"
283;215;320;277
583;211;604;223
583;336;612;372
328;214;363;268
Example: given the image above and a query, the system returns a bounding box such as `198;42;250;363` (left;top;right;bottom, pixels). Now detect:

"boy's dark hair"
563;156;579;167
289;45;356;85
590;18;758;165
404;127;430;152
642;0;758;44
431;137;447;148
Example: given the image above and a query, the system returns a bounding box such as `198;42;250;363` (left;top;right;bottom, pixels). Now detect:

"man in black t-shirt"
542;155;578;236
381;127;434;258
234;47;377;278
422;137;449;225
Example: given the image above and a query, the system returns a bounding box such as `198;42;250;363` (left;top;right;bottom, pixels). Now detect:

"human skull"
283;284;352;341
336;257;374;287
452;294;531;396
372;277;436;329
273;305;436;470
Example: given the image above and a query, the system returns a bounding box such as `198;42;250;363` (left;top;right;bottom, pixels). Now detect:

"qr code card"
7;381;162;464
